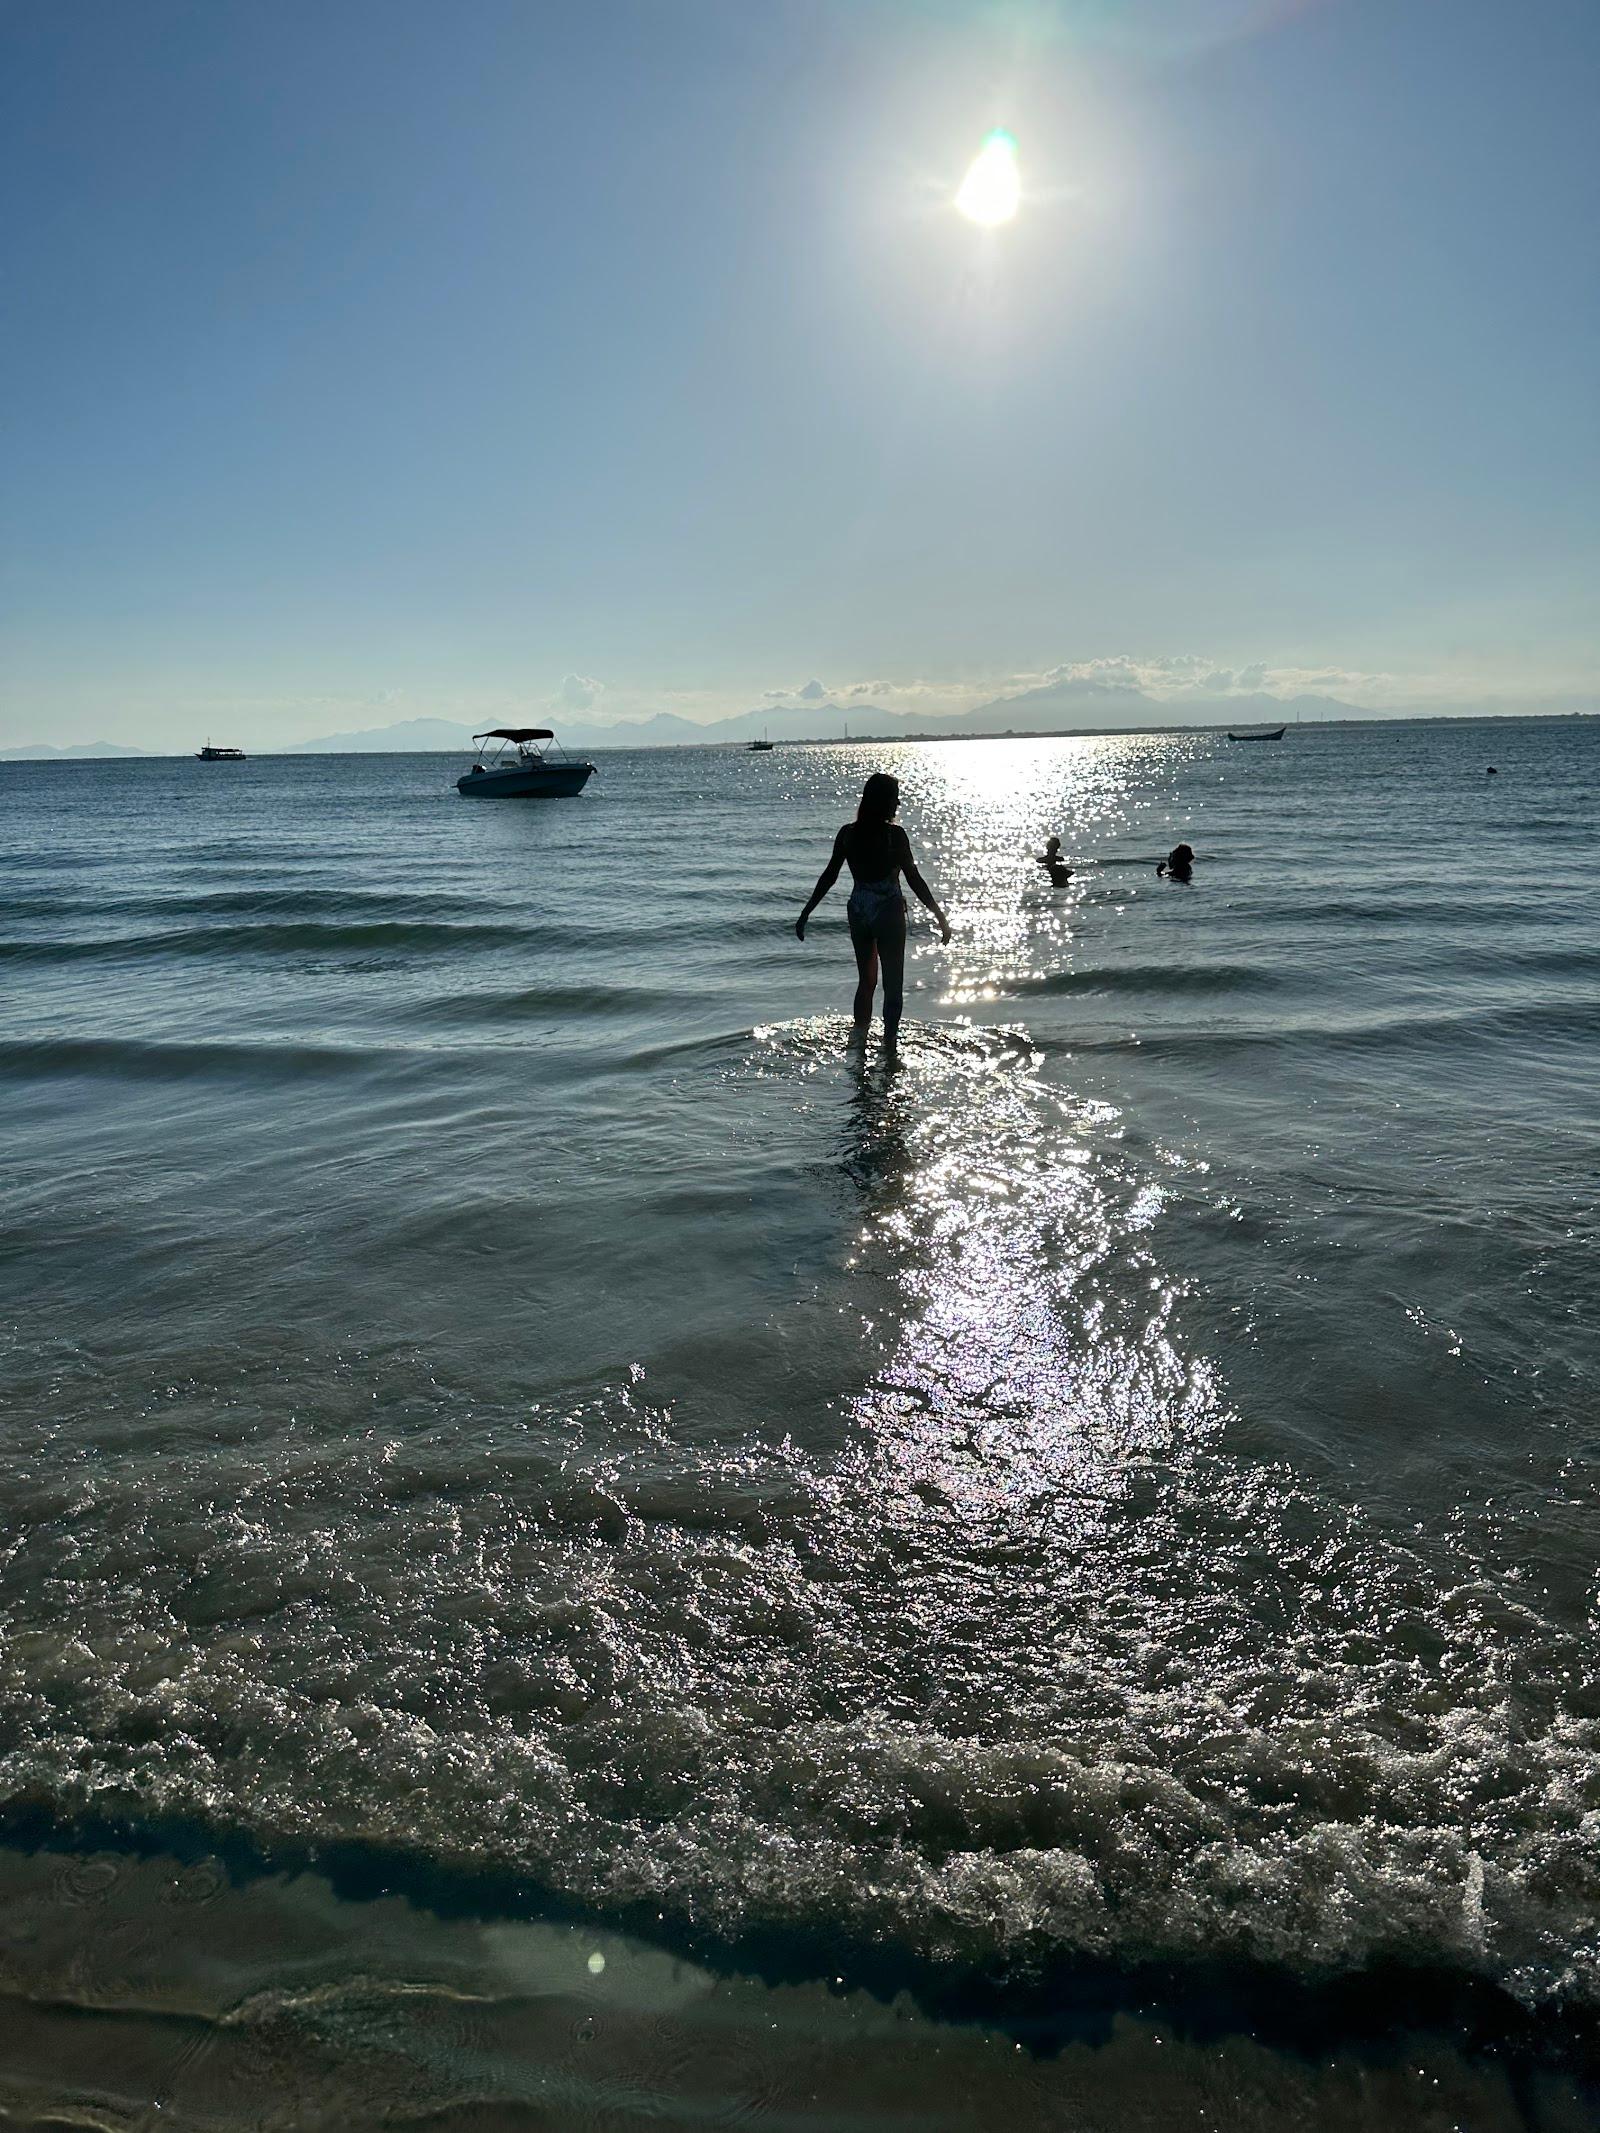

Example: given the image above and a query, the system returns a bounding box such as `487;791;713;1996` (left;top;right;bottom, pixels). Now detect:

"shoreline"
0;1814;1596;2128
3;709;1595;763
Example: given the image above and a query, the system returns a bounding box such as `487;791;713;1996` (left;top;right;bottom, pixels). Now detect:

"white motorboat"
457;728;596;798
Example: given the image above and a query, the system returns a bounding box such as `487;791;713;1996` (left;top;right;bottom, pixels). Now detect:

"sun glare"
955;130;1020;227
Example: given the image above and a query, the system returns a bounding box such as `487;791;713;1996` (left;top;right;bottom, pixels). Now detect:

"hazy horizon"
3;0;1596;752
6;698;1595;761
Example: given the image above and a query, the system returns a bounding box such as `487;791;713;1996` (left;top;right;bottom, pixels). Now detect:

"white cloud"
1030;655;1215;694
556;673;604;710
1006;655;1392;703
753;654;1397;730
763;676;832;703
765;675;962;709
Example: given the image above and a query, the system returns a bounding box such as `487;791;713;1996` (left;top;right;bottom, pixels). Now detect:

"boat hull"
457;763;595;798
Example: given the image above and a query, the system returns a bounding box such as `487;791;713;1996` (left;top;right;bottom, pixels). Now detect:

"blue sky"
2;0;1596;747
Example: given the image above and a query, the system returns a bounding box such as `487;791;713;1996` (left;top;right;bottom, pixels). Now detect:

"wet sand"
0;1837;1593;2130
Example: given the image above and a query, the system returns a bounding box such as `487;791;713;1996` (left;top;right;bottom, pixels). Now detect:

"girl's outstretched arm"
796;829;848;939
896;829;952;944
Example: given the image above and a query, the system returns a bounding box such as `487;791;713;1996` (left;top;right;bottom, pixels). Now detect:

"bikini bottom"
847;879;906;944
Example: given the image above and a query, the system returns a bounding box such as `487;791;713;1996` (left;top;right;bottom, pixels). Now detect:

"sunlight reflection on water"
878;734;1197;1003
753;1015;1213;1537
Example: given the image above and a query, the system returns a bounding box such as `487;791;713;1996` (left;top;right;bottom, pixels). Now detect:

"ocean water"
1;719;1597;2123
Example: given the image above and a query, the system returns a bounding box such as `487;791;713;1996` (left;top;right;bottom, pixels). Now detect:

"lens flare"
955;130;1021;227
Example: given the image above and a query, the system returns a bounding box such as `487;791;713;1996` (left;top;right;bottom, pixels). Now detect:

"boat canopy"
474;728;553;743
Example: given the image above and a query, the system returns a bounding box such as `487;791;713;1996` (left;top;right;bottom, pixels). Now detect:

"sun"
955;130;1020;227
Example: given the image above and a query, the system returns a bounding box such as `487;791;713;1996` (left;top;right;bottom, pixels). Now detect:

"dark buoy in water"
1487;766;1498;775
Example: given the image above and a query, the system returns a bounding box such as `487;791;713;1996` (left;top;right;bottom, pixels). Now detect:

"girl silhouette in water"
1035;834;1072;886
795;772;950;1043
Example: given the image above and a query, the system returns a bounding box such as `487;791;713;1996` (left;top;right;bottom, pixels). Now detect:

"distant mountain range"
14;691;1578;760
290;685;1361;753
296;716;482;752
0;740;152;760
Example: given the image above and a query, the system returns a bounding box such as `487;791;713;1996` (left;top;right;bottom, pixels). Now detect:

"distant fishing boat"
456;727;595;798
1227;724;1286;742
747;733;775;751
196;740;246;760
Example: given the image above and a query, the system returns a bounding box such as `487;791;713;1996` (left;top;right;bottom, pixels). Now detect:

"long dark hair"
857;773;899;824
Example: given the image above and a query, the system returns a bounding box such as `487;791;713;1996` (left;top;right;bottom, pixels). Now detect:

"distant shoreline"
3;709;1595;760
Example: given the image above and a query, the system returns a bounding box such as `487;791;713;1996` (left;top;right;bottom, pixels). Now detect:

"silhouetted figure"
1035;834;1072;886
796;772;951;1043
1157;842;1195;881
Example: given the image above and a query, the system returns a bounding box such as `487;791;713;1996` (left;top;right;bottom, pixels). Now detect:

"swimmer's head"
858;772;900;824
1045;835;1062;856
1169;843;1194;868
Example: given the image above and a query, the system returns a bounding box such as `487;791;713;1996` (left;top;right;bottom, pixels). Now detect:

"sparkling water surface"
1;722;1598;2112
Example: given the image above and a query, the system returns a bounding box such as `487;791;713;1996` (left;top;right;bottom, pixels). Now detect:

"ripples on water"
1;723;1598;2052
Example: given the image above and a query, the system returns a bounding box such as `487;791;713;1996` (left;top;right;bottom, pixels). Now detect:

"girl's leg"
877;912;907;1041
850;923;880;1026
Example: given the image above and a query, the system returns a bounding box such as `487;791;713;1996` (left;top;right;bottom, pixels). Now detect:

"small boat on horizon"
747;736;775;751
1227;724;1286;742
457;728;596;798
197;739;246;761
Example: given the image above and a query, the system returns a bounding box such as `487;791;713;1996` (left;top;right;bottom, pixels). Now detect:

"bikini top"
841;822;909;883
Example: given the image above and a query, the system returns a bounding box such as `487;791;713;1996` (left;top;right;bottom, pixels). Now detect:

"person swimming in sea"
1157;842;1195;881
795;772;951;1044
1035;835;1072;886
